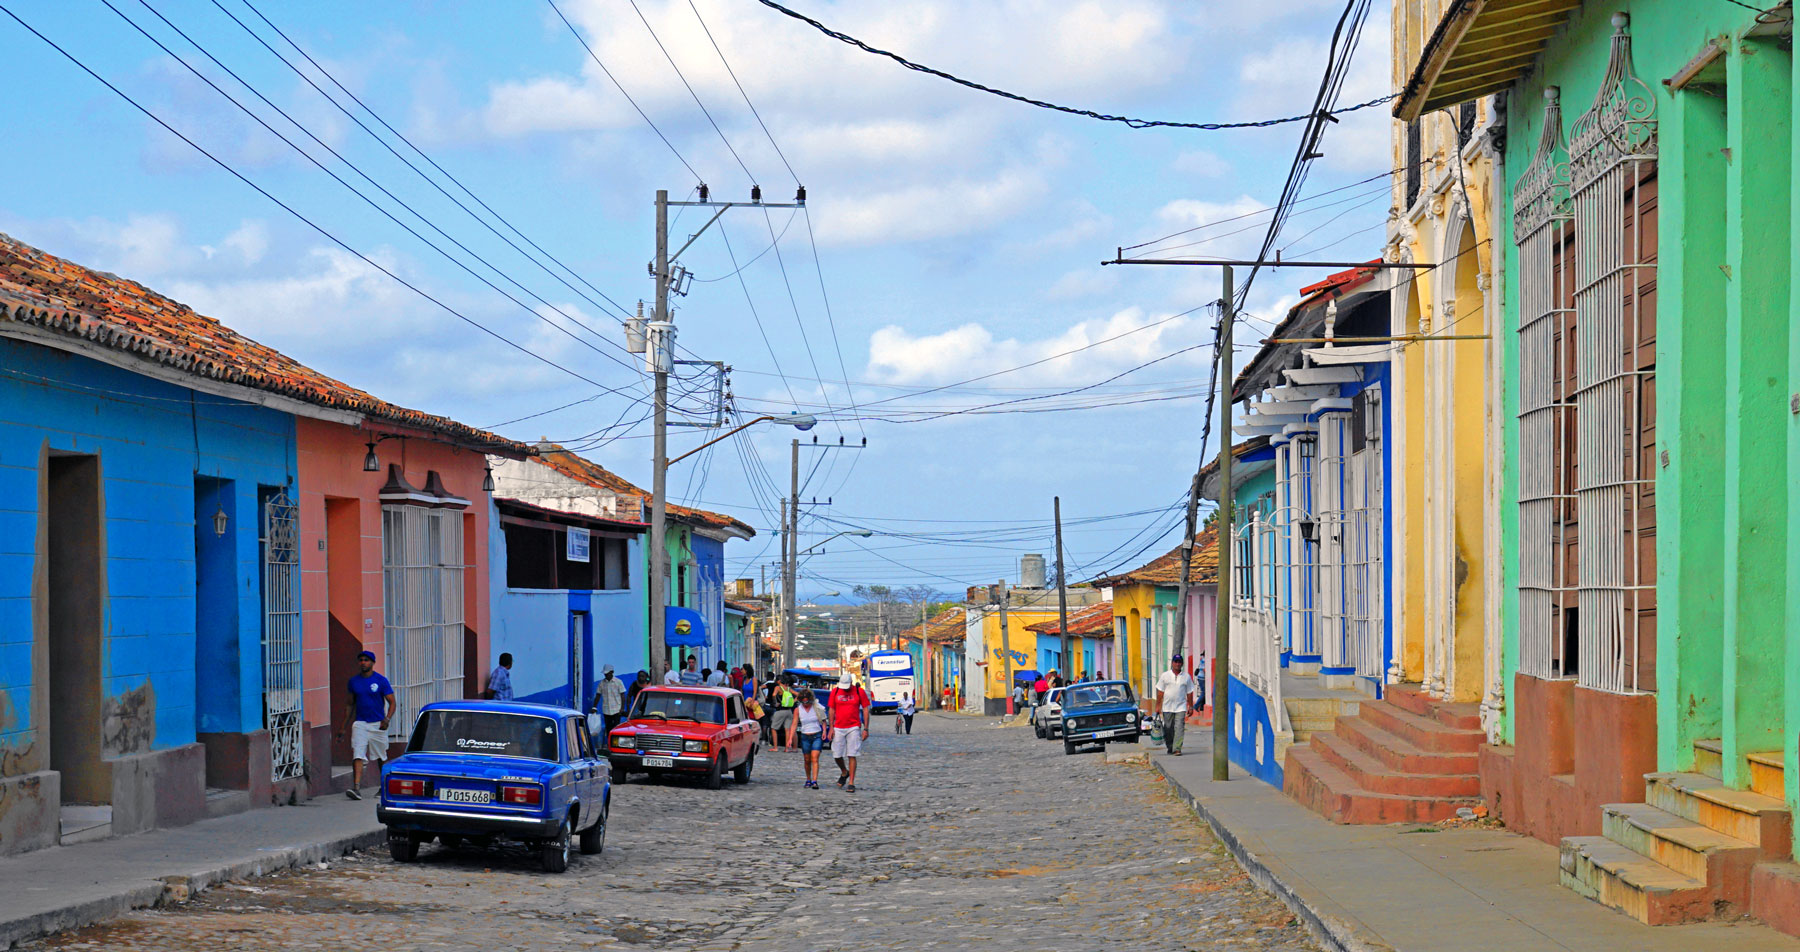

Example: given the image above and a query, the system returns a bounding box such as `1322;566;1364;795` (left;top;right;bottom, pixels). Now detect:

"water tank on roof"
1020;553;1047;589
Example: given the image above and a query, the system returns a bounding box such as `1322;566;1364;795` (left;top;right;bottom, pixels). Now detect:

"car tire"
541;818;572;873
1033;722;1045;739
733;749;754;784
388;833;419;863
1063;738;1076;756
706;753;726;790
578;799;607;855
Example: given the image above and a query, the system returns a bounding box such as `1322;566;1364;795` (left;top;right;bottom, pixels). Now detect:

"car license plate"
436;788;491;804
1102;728;1129;738
642;757;675;768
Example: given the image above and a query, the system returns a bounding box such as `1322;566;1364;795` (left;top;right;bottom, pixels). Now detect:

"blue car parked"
1059;680;1142;755
377;700;611;872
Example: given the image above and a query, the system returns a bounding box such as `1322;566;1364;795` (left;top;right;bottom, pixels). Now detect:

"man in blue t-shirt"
337;649;395;800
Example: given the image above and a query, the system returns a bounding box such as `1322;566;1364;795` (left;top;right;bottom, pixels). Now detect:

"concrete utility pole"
781;438;800;669
1213;265;1235;783
1054;496;1071;681
998;580;1013;715
649;189;671;682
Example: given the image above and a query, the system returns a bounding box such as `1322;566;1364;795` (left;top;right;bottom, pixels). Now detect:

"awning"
1304;343;1397;365
1393;0;1581;122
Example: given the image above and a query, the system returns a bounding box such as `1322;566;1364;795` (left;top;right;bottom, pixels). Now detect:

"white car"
1031;686;1067;739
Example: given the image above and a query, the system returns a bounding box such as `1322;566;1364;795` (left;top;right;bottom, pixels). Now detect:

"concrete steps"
1282;684;1483;825
1560;740;1791;927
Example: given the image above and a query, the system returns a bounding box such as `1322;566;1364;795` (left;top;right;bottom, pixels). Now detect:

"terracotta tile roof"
0;232;527;455
1088;529;1219;588
1024;601;1115;637
1234;261;1381;397
896;607;966;645
535;442;754;538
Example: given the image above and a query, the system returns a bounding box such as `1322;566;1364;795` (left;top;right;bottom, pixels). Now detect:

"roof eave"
1393;0;1581;122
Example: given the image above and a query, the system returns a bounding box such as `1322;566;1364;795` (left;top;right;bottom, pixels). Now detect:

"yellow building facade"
1388;0;1507;738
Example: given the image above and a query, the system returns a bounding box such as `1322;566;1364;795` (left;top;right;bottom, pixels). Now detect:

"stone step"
1310;731;1480;798
1356;702;1484;755
1334;715;1479;775
1694;738;1724;781
1384;684;1482;731
1282;746;1479;825
1748;750;1785;801
204;787;251;819
1600;801;1759;885
1647;772;1792;859
1559;836;1713;926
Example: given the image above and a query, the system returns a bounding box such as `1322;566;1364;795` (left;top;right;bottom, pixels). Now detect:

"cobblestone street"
27;714;1315;952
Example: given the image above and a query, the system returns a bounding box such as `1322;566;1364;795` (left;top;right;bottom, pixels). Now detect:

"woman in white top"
793;689;826;789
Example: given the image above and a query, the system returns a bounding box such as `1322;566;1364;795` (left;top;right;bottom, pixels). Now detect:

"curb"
1152;759;1394;952
1;825;385;949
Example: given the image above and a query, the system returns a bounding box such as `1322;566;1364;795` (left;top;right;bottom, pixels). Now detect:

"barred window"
383;505;466;734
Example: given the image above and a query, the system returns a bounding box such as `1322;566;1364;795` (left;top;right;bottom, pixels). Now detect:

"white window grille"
383;505;466;736
1271;433;1319;662
1513;86;1576;682
261;489;303;783
1568;14;1657;695
1230;513;1282;717
1316;410;1351;671
1347;387;1386;681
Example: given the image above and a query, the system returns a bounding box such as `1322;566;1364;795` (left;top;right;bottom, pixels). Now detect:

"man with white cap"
594;664;626;735
825;671;871;792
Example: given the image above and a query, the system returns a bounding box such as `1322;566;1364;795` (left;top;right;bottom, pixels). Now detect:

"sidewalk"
0;794;382;948
1152;733;1800;952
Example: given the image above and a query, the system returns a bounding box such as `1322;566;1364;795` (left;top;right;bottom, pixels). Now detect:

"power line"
546;0;702;183
1122;166;1401;252
0;2;619;393
624;0;755;182
685;0;799;183
754;0;1395;131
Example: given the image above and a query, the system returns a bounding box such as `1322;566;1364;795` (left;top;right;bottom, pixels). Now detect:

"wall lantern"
212;502;230;537
482;464;496;493
362;441;380;472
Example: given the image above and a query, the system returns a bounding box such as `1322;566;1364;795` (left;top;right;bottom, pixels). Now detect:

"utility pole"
781;438;800;669
1054;496;1070;681
648;189;671;682
1212;265;1235;783
998;580;1013;716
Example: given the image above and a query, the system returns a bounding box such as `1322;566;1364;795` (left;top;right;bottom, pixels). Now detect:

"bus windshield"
1063;683;1136;708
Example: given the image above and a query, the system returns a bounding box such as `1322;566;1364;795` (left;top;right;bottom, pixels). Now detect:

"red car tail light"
499;784;542;806
387;776;431;797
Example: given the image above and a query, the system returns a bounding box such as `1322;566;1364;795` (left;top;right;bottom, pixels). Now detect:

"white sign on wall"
567;527;590;563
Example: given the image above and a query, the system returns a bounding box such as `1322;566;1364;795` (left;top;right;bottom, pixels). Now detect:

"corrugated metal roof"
1393;0;1582;122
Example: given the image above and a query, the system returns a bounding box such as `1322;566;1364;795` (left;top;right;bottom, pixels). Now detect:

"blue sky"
0;0;1390;596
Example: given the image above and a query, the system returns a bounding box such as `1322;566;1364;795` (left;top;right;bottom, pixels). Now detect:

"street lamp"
667;412;817;466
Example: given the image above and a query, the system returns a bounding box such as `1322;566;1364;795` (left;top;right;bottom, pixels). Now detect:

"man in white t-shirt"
1153;654;1198;756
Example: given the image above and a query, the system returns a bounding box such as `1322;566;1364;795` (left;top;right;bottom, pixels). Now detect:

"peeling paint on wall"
102;681;156;757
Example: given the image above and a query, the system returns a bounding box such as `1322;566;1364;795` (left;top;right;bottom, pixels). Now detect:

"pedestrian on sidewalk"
898;693;916;734
794;688;825;788
1032;673;1049;708
706;664;727;687
827;672;870;792
627;669;650;714
772;676;799;751
485;653;514;701
679;654;704;686
338;649;394;799
1153;654;1198;756
594;665;625;735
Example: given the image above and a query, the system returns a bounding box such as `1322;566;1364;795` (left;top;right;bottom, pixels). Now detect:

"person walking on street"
827;672;871;792
679;654;704;686
1032;673;1049;708
594;665;626;735
772;676;799;751
898;693;916;735
338;650;394;799
706;664;728;687
486;653;514;701
794;689;826;788
1153;654;1198;756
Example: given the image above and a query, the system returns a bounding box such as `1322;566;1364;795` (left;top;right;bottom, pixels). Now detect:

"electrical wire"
0;2;622;394
1122;166;1402;252
624;0;755;182
754;0;1395;131
546;0;702;183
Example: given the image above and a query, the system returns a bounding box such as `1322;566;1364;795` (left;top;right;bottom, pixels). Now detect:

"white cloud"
865;307;1208;386
1045;267;1118;300
1171;149;1231;178
813;167;1049;246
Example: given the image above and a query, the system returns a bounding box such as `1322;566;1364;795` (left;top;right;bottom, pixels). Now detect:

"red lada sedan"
606;686;760;789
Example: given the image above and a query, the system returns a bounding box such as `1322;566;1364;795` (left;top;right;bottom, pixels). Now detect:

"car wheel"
1063;738;1076;756
388;832;419;863
733;749;754;784
706;753;726;790
578;799;607;855
541;818;572;873
1034;722;1045;739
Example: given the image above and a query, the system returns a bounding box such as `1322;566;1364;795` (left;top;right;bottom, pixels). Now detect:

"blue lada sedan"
1059;680;1142;754
377;700;610;872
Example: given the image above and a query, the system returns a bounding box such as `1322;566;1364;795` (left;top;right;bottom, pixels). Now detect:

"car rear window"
633;692;725;725
407;710;559;761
